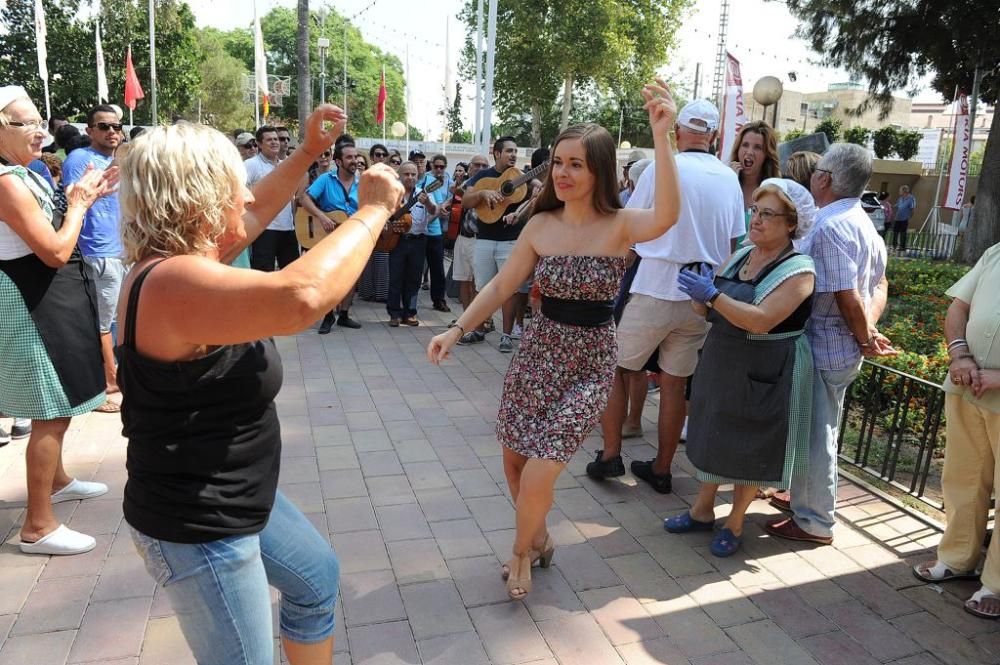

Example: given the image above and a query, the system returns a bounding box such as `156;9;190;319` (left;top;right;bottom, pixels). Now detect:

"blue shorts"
129;491;340;664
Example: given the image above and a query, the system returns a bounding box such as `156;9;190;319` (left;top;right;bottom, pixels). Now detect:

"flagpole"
473;0;484;148
148;0;158;125
382;64;387;144
405;43;410;157
34;0;50;121
42;79;51;123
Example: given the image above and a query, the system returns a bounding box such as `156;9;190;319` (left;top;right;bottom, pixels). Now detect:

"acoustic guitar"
374;177;445;252
468;160;550;224
295;208;348;249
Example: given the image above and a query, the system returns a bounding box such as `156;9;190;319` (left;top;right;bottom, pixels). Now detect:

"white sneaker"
20;524;96;555
51;478;109;504
510;323;523;340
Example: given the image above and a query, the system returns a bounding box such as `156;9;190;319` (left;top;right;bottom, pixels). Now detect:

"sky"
190;0;945;136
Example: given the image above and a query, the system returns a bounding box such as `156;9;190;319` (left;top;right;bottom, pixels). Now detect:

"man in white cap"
588;99;746;493
235;132;257;161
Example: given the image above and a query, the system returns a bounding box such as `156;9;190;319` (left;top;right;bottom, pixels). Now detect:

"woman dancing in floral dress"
428;78;682;599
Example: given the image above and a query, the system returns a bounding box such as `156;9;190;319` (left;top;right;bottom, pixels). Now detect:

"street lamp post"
752;76;783;129
317;37;329;102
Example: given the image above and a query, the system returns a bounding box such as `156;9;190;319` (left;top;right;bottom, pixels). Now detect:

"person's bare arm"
137;166;403;355
621;78;681;245
869;274;889;324
711;274;814;334
834;288;896;357
0;165;116;268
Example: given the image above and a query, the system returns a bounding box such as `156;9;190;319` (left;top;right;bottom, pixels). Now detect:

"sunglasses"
319;151;331;158
93;122;123;132
389;159;401;165
278;137;290;142
372;151;387;157
241;142;257;148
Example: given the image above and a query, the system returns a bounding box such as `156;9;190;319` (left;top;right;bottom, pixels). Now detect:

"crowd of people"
1;68;998;663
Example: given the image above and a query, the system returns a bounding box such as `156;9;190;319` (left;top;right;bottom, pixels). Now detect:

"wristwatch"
706;292;721;308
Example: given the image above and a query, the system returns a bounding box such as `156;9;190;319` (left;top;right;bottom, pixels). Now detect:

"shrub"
815;117;843;144
894;129;923;161
873;126;897;159
783;128;806;141
843;126;871;146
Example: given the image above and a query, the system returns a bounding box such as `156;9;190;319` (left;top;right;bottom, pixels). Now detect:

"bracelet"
706;291;721;308
947;339;969;351
949;353;975;365
454;324;466;336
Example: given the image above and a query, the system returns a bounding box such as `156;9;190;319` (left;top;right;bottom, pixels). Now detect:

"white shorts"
616;293;708;377
473;239;516;291
452;235;476;282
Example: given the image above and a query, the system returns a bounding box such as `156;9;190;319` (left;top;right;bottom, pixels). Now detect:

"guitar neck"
509;161;550;189
393;178;443;219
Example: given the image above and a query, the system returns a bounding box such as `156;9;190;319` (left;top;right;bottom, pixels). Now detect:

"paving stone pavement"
0;294;995;665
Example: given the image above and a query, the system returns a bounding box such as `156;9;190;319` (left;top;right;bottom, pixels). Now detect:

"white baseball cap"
677;99;720;133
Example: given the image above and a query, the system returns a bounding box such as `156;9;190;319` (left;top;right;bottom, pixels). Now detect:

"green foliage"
459;0;691;146
783;127;806;141
814;117;842;144
894;129;923;161
0;0;200;124
186;28;254;130
445;83;463;135
843;125;870;146
872;126;897;159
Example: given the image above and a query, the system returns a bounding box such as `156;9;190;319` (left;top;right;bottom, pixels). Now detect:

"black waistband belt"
541;296;614;327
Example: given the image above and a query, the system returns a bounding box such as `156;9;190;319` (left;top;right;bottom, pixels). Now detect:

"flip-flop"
664;511;716;534
20;524;96;555
965;587;1000;619
710;527;743;557
912;560;980;584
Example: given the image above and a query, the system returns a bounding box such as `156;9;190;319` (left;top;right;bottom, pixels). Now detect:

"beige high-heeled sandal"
505;554;533;600
501;535;556;580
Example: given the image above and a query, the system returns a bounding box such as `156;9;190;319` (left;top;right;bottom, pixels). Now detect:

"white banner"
717;52;746;161
943;94;971;210
915;128;942;169
34;0;47;81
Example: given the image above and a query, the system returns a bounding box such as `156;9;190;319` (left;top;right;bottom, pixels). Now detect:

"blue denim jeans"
129;491;340;665
789;360;862;538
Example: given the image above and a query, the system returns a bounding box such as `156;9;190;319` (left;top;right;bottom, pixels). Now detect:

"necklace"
739;244;790;280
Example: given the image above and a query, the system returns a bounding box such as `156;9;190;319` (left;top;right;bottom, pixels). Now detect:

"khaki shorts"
616;293;708;377
452;234;476;282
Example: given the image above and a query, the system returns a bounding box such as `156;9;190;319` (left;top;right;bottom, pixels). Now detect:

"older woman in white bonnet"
665;178;817;558
0;85;118;556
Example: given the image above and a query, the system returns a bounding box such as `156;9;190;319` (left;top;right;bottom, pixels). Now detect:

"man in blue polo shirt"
62;104;125;412
300;135;362;333
419;153;453;312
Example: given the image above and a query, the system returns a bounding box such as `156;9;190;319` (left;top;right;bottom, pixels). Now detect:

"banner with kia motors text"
717;52;746;161
943;93;971;210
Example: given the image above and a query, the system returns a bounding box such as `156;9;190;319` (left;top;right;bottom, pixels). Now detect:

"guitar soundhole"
500;182;515;197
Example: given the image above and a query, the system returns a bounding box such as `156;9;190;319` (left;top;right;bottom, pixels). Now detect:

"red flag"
376;66;386;124
124;46;144;111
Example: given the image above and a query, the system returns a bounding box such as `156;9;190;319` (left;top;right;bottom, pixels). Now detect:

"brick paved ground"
0;294;995;665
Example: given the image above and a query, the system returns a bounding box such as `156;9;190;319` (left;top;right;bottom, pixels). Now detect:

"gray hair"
818;143;872;199
628;158;652;185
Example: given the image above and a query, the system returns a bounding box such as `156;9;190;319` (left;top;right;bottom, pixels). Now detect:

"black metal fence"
885;227;962;261
838;360;946;510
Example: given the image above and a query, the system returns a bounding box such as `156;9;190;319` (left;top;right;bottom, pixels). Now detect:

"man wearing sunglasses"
61;104;127;412
418;154;453;312
235;132;257;161
276;126;293;159
369;143;389;164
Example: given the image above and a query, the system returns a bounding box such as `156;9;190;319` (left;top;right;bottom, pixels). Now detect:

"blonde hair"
119;123;246;263
785;151;820;189
752;183;799;238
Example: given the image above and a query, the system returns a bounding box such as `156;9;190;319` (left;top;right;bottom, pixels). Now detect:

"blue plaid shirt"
802;198;888;370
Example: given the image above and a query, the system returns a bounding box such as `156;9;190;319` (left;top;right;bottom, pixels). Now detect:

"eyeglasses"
432;163;446;169
6;120;46;131
278;136;290;142
372;151;387;158
814;168;833;176
389;159;401;165
748;205;789;222
319;151;331;158
93;122;123;132
241;142;257;149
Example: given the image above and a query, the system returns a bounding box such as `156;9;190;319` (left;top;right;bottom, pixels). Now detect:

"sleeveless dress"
0;164;105;419
686;246;815;487
497;255;626;463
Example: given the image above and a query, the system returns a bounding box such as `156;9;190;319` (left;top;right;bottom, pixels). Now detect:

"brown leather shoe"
402;317;420;326
769;491;791;512
388;318;400;327
765;517;832;545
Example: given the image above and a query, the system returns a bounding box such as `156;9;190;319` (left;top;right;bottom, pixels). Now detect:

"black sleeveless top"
728;250;813;334
119;260;283;543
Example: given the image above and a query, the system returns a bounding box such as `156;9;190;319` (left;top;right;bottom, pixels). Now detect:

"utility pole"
474;0;484;148
318;37;329;102
693;62;701;99
711;0;730;108
343;21;348;115
482;0;498;153
148;0;158;124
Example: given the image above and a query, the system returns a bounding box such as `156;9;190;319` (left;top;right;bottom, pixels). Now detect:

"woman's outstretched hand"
301;104;349;158
427;328;463;365
641;77;678;138
358;163;405;215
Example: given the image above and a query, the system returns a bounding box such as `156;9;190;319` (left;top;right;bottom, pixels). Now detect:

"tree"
843;126;870;146
872;126;897;159
445;83;464;135
786;0;1000;262
186;28;254;130
460;0;691;146
894;129;922;161
814;117;843;144
296;0;311;134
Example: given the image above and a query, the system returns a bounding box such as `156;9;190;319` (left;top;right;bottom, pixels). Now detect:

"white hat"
677;99;720;133
761;177;817;239
235;132;256;146
0;85;30;112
